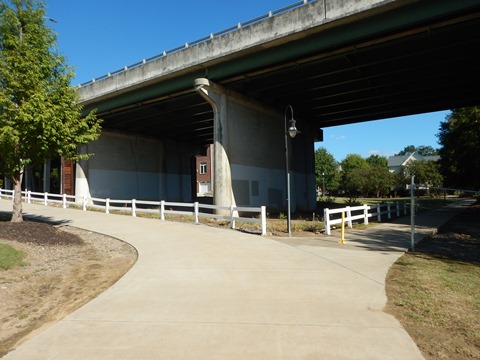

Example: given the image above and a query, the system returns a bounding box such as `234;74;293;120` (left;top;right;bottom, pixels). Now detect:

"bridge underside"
95;6;480;147
77;1;480;211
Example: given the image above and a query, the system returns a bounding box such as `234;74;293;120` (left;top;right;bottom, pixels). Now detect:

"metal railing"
0;188;267;236
78;0;316;87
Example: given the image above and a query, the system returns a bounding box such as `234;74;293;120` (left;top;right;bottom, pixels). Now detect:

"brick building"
196;144;214;197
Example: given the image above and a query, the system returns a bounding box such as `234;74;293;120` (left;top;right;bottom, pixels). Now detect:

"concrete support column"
194;78;317;213
43;159;51;193
194;78;234;211
75;145;91;200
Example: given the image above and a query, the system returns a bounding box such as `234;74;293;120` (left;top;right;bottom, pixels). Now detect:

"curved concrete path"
1;200;468;359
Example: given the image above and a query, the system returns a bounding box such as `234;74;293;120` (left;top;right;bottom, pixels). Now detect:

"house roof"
388;154;411;167
387;152;440;167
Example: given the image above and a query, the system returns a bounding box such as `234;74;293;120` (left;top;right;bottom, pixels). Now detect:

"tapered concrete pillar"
75;145;92;200
194;78;317;213
194;79;235;212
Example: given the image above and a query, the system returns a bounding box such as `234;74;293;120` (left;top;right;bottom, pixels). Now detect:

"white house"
388;152;440;174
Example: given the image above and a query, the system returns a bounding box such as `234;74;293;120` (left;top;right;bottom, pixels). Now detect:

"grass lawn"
386;204;480;359
0;243;26;270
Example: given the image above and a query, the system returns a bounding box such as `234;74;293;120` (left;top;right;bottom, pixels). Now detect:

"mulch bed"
0;218;84;246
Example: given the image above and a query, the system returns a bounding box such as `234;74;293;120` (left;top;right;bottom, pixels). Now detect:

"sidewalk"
0;199;470;359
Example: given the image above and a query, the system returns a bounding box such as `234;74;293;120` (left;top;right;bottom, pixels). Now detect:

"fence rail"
78;0;315;87
323;202;411;235
0;188;267;236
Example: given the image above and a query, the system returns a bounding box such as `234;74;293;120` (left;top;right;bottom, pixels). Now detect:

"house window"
199;162;207;174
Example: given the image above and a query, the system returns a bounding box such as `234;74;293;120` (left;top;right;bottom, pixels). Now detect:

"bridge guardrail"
78;0;316;87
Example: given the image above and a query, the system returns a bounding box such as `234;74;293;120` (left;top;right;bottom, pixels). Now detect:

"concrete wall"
75;130;194;202
195;79;316;212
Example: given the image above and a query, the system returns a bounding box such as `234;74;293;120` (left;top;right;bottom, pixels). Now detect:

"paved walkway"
0;199;471;359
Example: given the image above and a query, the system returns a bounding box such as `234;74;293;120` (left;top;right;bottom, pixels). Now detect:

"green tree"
369;166;394;197
340;154;368;193
395;145;438;156
403;160;443;191
345;166;393;198
366;154;388;168
344;167;370;197
0;0;101;222
437;107;480;189
314;147;339;195
395;145;417;156
416;145;438;156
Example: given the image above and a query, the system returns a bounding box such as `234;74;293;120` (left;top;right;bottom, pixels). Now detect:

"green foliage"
437;107;480;189
0;243;26;269
366;154;388;168
340;154;368;194
314;147;339;193
395;145;438;156
0;0;101;220
403;160;443;189
344;166;393;198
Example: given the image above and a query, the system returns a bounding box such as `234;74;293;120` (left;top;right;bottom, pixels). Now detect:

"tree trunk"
11;172;23;222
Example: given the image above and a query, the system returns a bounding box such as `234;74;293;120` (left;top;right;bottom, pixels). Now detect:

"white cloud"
367;150;396;157
329;134;346;141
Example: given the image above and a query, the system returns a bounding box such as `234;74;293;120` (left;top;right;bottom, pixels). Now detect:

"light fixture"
284;105;300;237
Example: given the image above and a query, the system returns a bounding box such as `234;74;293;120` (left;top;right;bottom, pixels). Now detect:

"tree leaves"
0;0;101;220
438;107;480;189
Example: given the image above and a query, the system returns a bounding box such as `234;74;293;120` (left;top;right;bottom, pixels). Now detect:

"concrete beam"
78;0;399;105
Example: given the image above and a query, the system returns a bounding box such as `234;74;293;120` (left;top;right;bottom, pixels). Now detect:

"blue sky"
45;0;447;162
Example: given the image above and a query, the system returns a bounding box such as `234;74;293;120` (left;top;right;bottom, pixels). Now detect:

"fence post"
194;202;199;224
132;199;136;217
377;204;381;222
346;206;353;228
363;204;369;225
339;211;346;244
82;195;87;211
44;192;48;206
62;194;67;209
12;190;14;202
396;201;400;217
27;190;31;204
230;205;235;230
404;201;407;215
387;202;391;219
106;198;110;214
324;208;331;235
160;200;165;221
261;206;267;236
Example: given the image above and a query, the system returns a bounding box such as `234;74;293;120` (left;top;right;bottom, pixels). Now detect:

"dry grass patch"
386;205;480;359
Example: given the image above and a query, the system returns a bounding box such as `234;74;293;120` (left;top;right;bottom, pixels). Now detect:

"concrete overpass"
76;0;480;212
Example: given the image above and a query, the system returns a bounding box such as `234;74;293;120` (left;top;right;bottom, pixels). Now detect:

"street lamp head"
288;119;299;138
285;105;301;138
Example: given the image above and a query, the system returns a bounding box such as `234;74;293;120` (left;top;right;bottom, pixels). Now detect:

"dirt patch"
0;221;137;357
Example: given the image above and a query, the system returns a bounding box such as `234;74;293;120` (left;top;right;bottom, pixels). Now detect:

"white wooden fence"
0;188;267;236
323;202;410;235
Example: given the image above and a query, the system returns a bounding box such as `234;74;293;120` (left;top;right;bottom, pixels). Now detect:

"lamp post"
322;172;325;197
284;105;300;237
